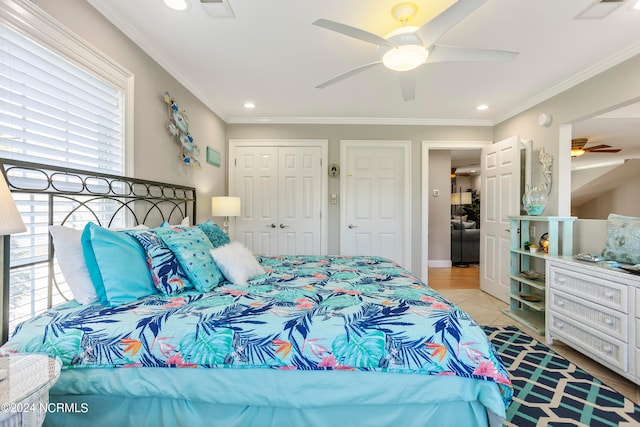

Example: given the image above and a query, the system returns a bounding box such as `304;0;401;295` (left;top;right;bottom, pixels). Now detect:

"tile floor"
438;288;640;405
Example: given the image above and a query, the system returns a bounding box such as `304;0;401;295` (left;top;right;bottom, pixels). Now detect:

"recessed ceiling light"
476;104;488;111
244;102;255;109
164;0;189;11
633;0;640;11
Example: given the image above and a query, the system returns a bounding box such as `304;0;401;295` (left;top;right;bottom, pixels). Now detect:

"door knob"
268;223;276;228
348;224;358;229
279;224;289;228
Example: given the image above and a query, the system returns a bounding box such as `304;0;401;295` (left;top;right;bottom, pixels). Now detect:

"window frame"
0;0;134;176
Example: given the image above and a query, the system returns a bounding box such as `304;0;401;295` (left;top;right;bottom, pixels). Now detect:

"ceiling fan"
312;0;519;101
571;138;621;157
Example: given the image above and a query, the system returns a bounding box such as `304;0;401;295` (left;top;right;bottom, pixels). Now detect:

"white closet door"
231;144;324;256
233;146;278;254
341;142;411;267
277;146;322;255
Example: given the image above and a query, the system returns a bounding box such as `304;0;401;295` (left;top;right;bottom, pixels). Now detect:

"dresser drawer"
549;312;628;372
549;289;627;342
548;265;627;313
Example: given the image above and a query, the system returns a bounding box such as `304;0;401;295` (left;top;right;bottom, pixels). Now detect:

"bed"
0;159;512;427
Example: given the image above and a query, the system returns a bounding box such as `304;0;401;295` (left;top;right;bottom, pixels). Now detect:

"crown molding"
494;39;640;125
225;116;494;126
86;0;230;122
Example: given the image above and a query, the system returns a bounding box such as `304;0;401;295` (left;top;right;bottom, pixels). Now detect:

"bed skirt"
43;367;505;427
45;394;495;427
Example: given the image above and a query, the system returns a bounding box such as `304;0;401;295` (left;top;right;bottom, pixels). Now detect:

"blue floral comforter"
3;255;512;406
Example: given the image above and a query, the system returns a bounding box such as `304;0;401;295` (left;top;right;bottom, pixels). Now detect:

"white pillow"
49;224;149;304
49;226;98;305
209;241;265;285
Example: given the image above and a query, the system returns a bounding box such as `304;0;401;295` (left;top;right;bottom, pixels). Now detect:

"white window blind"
0;23;124;173
0;14;130;335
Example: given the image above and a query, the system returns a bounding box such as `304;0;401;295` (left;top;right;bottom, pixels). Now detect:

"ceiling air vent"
200;0;235;19
575;0;625;19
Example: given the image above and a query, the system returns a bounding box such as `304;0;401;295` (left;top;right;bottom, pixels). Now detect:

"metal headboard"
0;158;197;342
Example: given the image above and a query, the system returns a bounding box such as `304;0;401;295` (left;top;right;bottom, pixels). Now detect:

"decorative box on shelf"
0;354;61;427
502;215;576;335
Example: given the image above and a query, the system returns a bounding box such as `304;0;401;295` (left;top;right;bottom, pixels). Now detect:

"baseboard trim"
428;260;452;268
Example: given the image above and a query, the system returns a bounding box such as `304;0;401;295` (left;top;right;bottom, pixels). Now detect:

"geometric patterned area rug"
483;326;640;427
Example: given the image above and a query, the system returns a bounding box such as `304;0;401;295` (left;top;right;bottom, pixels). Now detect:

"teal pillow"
156;227;224;292
602;214;640;265
81;223;157;306
197;220;230;248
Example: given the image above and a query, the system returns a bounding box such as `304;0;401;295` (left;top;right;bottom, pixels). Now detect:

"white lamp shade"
450;192;472;206
0;172;26;235
211;196;241;217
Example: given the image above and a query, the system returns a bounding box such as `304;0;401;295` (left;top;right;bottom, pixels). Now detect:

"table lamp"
211;196;241;235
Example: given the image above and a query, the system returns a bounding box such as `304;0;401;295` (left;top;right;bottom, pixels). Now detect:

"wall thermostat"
328;164;340;177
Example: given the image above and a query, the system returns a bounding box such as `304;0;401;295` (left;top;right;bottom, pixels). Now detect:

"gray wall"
428;150;452;264
575;179;640;219
227;124;493;274
494;54;640;218
37;0;227;224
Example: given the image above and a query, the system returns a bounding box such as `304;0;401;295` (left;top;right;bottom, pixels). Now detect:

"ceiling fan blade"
587;149;621;153
427;45;519;64
313;19;396;48
316;61;382;89
416;0;488;48
398;70;416;102
583;144;611;151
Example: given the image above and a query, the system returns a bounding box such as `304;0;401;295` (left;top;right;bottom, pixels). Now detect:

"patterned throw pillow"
602;213;640;265
197;220;230;248
156;227;224;292
128;229;192;295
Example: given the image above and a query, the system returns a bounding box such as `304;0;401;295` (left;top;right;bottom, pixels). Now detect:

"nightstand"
0;354;61;427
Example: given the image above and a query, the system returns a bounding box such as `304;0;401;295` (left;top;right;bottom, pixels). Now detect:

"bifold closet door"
233;146;279;254
232;145;322;255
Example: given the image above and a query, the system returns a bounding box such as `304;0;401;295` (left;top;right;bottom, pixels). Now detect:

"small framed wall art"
206;146;221;167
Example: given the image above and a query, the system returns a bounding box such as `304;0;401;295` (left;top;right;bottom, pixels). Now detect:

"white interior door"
341;141;411;268
480;136;521;302
232;146;278;254
277;146;322;254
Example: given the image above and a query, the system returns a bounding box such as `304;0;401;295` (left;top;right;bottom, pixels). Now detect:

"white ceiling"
87;0;640;126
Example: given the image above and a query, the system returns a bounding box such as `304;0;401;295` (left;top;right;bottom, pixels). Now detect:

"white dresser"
546;256;640;385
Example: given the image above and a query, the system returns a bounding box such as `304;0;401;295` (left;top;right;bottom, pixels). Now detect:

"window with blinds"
0;23;124;172
0;15;130;334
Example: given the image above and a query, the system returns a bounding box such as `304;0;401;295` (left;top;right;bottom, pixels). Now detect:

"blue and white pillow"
128;229;192;295
156;227;224;292
602;213;640;265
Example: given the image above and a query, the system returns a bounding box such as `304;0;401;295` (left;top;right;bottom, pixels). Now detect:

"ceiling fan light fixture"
571;148;585;157
381;26;427;72
382;45;428;71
